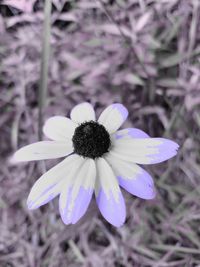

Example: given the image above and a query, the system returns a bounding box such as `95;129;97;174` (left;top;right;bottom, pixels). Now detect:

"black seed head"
72;121;111;159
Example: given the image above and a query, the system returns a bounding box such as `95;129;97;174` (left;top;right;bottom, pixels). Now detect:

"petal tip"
161;139;180;159
11;149;28;163
112;103;128;120
61;217;71;225
27;201;37;210
9;154;20;164
146;138;180;164
148;189;156;200
70;102;95;123
111;222;124;228
96;189;126;228
111;217;125;227
81;102;92;106
59;207;73;225
175;143;180;151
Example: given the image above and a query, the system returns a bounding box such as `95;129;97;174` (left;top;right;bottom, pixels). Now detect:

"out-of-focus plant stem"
38;0;52;140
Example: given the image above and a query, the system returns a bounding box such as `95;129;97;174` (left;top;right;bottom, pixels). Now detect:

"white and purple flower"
13;103;179;227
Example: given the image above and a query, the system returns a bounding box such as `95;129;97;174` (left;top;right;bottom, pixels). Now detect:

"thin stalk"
38;0;52;140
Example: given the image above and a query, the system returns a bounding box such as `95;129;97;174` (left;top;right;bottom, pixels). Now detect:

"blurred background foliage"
0;0;200;266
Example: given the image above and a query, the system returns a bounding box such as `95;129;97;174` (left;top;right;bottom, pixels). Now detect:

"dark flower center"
72;121;111;159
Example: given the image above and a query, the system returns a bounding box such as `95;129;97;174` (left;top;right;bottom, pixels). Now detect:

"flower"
13;103;179;227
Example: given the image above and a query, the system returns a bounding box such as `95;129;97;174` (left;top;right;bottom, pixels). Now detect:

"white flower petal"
59;159;96;224
111;138;179;164
43;116;77;141
105;154;155;199
27;155;81;209
70;102;95;123
95;158;126;227
98;103;128;134
13;141;73;162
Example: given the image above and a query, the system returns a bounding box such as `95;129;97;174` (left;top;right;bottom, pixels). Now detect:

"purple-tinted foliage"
0;0;199;266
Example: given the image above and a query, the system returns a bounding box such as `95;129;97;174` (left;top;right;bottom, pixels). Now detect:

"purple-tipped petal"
59;159;96;224
111;138;179;164
96;189;126;227
95;158;126;227
118;172;155;200
27;155;81;210
59;187;93;224
113;128;150;140
105;155;155;199
98;103;128;134
28;188;58;210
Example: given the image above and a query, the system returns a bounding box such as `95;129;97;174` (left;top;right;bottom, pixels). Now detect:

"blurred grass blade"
159;46;200;68
150;244;200;255
38;0;52;140
124;73;144;86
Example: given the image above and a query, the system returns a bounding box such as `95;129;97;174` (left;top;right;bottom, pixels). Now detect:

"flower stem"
38;0;52;140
